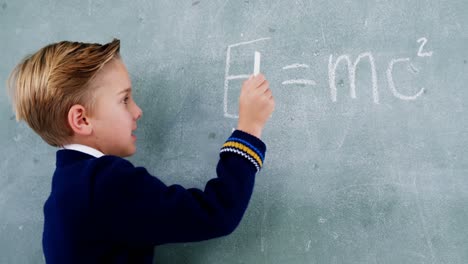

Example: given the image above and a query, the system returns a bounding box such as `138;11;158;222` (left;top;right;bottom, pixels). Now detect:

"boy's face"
88;58;142;157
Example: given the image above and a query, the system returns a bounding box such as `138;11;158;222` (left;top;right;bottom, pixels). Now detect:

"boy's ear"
68;104;93;136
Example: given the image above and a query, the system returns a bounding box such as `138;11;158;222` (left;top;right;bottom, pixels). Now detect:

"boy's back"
7;39;274;263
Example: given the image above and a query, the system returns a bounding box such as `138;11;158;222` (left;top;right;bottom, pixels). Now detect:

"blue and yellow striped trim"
220;137;264;172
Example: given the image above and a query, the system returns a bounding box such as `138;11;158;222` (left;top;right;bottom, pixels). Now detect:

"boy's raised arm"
92;129;265;246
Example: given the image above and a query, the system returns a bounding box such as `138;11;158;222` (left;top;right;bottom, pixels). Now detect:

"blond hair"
6;38;121;147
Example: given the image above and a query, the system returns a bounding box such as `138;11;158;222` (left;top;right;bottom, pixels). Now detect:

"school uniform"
42;130;266;264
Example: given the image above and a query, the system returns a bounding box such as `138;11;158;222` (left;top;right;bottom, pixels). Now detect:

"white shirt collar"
62;144;105;158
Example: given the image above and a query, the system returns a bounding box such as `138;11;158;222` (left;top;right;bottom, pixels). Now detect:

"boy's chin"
115;146;136;158
122;149;136;158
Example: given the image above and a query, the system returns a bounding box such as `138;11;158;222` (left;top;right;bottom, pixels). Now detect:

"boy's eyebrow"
117;87;132;95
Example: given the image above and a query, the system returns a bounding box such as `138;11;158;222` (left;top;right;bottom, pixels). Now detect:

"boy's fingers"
242;74;267;93
257;80;270;94
250;74;266;88
242;75;256;89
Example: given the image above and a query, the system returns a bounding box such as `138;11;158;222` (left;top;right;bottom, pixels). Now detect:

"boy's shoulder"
56;148;132;168
53;149;146;192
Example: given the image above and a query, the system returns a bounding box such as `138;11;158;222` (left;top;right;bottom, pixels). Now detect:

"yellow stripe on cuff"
222;141;263;168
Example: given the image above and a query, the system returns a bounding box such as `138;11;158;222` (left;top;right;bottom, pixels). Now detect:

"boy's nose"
134;104;143;120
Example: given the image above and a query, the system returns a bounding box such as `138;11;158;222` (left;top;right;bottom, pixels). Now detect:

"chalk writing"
282;79;317;86
282;62;317;87
223;37;433;119
328;52;379;103
282;63;310;70
387;58;425;100
223;38;271;118
417;37;433;57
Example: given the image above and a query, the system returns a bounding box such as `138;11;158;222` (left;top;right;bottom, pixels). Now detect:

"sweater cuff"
220;130;267;172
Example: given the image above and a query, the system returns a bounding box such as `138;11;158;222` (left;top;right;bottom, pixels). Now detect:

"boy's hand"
237;74;275;139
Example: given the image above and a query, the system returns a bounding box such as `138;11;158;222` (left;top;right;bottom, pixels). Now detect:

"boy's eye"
122;96;129;104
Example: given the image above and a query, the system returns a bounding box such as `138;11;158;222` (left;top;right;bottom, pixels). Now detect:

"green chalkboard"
1;0;468;263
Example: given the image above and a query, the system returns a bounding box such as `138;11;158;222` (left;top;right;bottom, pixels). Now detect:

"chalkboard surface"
1;0;468;263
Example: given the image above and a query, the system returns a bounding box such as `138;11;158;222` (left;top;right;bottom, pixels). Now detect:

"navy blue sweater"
42;130;266;263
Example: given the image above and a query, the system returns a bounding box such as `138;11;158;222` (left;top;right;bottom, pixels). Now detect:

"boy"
6;38;274;263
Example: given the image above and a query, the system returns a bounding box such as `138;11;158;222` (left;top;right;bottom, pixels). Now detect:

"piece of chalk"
254;51;261;76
